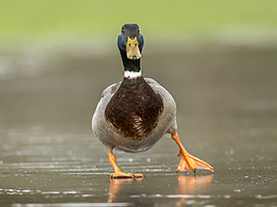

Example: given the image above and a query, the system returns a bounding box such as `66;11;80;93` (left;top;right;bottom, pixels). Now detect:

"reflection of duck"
108;177;144;203
175;175;213;206
107;175;213;205
108;177;155;206
92;24;213;179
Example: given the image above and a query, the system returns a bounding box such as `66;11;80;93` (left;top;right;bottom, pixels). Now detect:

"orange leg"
108;151;144;179
171;132;213;173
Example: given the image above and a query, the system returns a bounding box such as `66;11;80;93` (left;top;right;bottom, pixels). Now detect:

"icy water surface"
0;44;277;206
0;125;276;207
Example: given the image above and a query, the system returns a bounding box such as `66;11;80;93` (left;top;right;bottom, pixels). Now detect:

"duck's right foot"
110;172;144;179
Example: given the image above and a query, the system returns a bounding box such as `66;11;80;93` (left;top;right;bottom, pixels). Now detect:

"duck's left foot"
175;153;213;173
172;132;213;173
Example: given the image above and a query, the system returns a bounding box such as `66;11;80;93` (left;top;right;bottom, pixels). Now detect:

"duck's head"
117;24;144;60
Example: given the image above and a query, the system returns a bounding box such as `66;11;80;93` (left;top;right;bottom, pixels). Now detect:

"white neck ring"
124;70;142;78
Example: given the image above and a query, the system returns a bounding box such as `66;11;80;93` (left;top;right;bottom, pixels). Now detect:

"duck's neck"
121;51;142;78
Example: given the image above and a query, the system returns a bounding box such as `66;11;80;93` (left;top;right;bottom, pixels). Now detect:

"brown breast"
105;76;164;139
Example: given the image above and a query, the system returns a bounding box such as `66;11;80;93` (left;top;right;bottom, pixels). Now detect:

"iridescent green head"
117;24;144;73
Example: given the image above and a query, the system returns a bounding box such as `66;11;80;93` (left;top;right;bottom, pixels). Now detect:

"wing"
91;81;121;133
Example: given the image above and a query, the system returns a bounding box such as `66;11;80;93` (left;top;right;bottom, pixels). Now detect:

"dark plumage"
105;76;164;139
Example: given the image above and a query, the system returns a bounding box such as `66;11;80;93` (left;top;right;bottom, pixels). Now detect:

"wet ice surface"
0;125;276;207
1;46;277;206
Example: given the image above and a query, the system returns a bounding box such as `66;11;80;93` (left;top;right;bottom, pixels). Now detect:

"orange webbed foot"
176;153;213;173
110;172;144;179
172;132;213;173
108;150;144;179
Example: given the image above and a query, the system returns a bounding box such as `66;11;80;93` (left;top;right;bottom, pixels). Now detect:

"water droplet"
3;143;9;150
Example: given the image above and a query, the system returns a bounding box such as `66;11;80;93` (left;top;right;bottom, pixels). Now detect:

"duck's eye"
135;43;137;46
129;43;131;47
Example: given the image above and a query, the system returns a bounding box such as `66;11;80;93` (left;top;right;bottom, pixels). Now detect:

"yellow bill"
126;36;141;60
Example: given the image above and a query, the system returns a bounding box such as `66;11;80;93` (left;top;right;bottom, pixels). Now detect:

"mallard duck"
92;24;213;178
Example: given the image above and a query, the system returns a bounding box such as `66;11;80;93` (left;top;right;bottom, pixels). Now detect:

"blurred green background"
1;0;277;44
0;0;277;127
